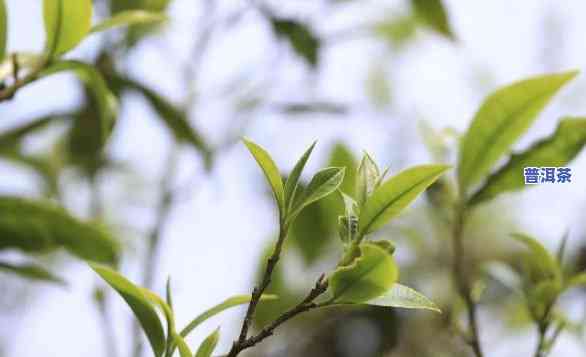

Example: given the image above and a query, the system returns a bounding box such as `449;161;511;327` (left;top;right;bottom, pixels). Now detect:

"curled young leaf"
458;71;578;193
329;243;399;303
356;152;381;206
44;0;93;57
512;233;561;285
91;264;166;357
91;10;168;34
368;283;441;313
359;164;450;237
195;328;220;357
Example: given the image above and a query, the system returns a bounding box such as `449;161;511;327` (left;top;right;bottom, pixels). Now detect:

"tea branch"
228;273;329;357
452;200;484;357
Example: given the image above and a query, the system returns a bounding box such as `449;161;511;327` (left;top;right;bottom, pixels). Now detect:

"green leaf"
411;0;455;40
270;18;320;67
470;118;586;205
195;328;220;357
91;264;166;357
41;61;118;148
243;138;286;216
328;142;358;196
43;0;93;57
329;243;399;303
166;277;174;310
173;333;192;357
290;167;345;220
0;196;118;263
512;233;560;284
0;261;65;285
284;141;316;211
356;152;381;206
0;0;7;62
0;115;65;150
179;294;277;339
373;15;417;49
91;10;167;34
337;191;359;244
359;164;450;236
368;283;441;313
565;273;586;290
458;71;578;193
108;74;212;166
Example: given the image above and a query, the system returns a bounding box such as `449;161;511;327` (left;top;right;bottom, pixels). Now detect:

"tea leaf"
91;264;166;357
243;138;286;217
359;164;450;236
284;141;316;211
0;261;65;285
173;333;192;357
458;71;578;192
0;196;118;263
411;0;454;40
368;283;441;313
329;243;399;303
179;294;277;338
290;167;345;219
470;118;586;205
271;18;320;67
194;328;220;357
91;10;167;34
44;0;93;57
0;0;7;62
356;152;381;206
512;233;560;284
41;61;117;148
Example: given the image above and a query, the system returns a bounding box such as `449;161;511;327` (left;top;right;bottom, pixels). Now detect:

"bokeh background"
1;0;585;356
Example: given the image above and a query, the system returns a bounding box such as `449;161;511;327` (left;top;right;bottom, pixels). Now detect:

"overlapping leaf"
368;283;441;312
44;0;93;56
458;71;578;193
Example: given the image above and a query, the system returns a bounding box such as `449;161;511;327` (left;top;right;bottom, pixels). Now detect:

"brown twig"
0;55;47;102
228;274;329;357
452;200;484;357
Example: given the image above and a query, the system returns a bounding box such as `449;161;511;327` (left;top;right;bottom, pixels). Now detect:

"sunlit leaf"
289;167;345;220
470;118;586;205
284;141;316;211
565;273;586;289
173;333;192;357
91;10;167;34
359;164;450;236
458;71;578;193
368;283;441;312
41;61;118;148
0;0;7;62
411;0;455;40
179;294;277;338
0;261;65;285
270;18;320;67
512;233;560;284
329;243;399;303
243;137;286;216
195;328;220;357
356;152;381;206
0;196;118;263
44;0;93;56
91;264;166;357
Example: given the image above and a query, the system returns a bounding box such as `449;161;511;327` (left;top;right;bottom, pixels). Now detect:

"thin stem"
227;274;329;357
534;323;548;357
233;224;289;348
452;200;484;357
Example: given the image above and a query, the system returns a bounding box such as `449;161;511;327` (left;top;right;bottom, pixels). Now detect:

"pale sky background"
1;1;586;356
